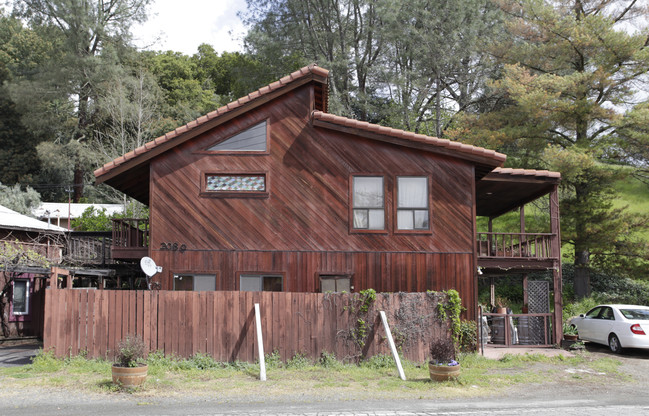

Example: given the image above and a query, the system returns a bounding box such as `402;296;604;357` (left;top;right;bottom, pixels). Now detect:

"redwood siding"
43;289;451;363
148;83;477;318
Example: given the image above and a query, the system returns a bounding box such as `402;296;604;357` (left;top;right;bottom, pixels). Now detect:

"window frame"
11;278;30;316
349;174;388;234
200;119;270;155
394;175;432;234
318;273;353;293
172;272;218;292
200;172;269;199
238;272;285;292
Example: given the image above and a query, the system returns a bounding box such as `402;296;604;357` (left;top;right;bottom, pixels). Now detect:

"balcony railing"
65;232;112;265
477;232;555;259
111;218;149;260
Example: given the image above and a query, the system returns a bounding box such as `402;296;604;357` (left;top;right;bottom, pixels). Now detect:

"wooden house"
94;65;563;342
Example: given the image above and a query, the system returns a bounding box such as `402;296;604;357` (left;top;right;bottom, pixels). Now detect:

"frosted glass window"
352;176;385;230
173;274;216;291
209;121;267;151
397;176;429;230
206;175;265;192
320;275;351;293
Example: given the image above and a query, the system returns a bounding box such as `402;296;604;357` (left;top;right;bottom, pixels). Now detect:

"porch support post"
550;186;563;344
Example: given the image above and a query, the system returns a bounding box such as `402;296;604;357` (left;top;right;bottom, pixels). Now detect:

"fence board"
42;289;456;363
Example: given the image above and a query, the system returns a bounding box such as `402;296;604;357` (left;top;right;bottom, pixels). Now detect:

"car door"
576;306;603;341
588;306;616;344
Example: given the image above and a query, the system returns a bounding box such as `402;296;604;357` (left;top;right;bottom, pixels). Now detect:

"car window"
585;307;602;319
620;309;649;320
600;307;614;320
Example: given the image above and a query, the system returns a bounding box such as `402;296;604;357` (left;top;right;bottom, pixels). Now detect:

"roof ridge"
95;64;328;178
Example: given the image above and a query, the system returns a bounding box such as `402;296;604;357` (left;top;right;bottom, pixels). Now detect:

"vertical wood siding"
43;289;451;363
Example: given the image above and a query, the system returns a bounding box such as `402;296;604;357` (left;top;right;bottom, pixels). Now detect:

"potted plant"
563;322;579;341
112;334;148;387
428;338;460;381
495;296;509;314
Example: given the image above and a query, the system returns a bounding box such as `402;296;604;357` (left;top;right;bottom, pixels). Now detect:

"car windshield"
619;309;649;320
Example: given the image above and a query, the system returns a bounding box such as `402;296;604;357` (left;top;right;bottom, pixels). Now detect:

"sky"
130;0;249;55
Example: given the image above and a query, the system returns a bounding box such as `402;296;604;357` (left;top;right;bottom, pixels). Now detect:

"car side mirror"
579;314;585;318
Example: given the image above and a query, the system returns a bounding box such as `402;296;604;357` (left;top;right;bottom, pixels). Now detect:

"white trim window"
352;176;385;230
12;279;30;315
397;176;429;230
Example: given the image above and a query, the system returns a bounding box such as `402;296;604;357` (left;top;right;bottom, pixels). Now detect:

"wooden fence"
43;289;450;363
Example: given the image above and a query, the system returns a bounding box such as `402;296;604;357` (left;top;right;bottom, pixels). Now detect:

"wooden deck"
477;231;559;271
110;218;149;260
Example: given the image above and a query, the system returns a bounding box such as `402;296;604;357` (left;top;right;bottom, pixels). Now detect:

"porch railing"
477;232;555;259
65;232;112;265
111;218;149;249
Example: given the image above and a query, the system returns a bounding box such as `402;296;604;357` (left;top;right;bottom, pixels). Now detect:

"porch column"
550;186;563;344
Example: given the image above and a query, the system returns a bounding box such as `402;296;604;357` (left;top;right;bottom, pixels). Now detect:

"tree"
455;0;649;291
11;0;152;202
0;182;41;215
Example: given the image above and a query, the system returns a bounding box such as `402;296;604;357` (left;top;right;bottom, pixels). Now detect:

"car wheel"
608;334;623;354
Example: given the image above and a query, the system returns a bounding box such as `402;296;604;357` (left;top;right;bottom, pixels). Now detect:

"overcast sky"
131;0;249;55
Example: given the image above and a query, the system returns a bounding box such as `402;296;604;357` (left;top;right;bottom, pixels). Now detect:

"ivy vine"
436;289;463;343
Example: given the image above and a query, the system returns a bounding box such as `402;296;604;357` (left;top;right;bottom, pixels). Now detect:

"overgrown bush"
459;320;478;352
115;335;146;367
429;338;456;365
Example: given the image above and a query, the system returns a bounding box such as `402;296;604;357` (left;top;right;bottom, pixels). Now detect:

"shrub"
429;338;456;365
115;335;146;367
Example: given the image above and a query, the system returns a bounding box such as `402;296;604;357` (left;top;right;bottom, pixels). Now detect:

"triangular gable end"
207;120;267;152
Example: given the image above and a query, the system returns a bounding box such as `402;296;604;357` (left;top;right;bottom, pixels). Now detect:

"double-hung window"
397;176;430;231
352;176;385;230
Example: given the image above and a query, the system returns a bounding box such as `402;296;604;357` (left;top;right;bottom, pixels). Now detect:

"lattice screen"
528;280;550;313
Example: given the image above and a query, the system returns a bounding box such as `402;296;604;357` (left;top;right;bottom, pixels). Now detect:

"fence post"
379;311;406;381
254;303;266;381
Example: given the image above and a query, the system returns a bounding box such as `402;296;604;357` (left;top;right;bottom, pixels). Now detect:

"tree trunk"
574;248;591;299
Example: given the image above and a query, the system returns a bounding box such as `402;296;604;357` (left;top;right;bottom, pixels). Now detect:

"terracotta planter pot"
112;364;148;387
428;362;461;381
563;334;578;341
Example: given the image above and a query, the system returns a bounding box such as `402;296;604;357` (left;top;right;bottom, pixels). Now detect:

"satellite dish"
140;257;161;277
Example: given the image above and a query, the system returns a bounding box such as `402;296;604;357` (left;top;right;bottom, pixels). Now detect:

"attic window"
201;173;269;198
208;120;268;152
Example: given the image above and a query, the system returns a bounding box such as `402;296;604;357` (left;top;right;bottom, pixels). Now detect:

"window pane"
353;209;368;228
209;121;267;151
397;210;414;230
353;177;383;208
321;278;336;293
414;210;429;229
206;175;265;191
398;177;427;208
262;276;282;292
240;275;261;291
336;278;351;292
13;280;28;314
193;274;216;291
174;275;194;291
367;209;385;230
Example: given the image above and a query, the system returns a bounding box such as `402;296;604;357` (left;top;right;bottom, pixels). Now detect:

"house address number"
160;242;187;253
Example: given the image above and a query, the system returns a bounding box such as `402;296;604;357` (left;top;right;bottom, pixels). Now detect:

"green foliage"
71;207;113;231
358;288;376;313
0;182;41;215
0;240;50;269
437;289;463;340
318;351;341;369
459;320;478;353
361;354;394;369
31;349;63;372
285;352;311;369
263;349;282;369
115;335;147;368
562;264;649;306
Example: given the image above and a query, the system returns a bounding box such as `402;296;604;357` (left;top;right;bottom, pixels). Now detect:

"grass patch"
0;350;623;400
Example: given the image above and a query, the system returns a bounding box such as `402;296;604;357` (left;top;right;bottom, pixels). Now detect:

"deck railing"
477;232;555;259
481;311;554;347
111;218;149;249
65;232;112;265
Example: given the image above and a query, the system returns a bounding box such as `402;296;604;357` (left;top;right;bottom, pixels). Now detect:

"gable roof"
0;204;67;234
94;64;506;203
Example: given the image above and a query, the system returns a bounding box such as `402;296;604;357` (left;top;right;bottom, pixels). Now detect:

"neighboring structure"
94;65;563;342
33;203;124;230
0;204;66;340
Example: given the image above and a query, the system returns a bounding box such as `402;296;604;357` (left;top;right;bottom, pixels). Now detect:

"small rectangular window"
352;176;385;230
397;176;430;230
240;274;283;292
173;274;216;291
201;173;269;198
320;275;351;293
12;279;29;315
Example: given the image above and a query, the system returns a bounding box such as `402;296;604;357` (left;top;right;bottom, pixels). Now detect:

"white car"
568;304;649;353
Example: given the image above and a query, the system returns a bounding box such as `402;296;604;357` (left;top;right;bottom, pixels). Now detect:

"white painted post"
379;311;406;381
254;303;266;381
